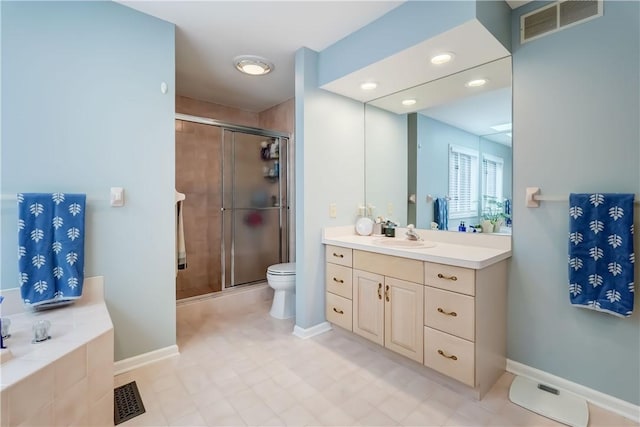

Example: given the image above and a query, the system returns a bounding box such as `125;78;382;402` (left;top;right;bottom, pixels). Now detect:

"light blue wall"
480;137;513;200
295;48;365;329
476;0;512;50
1;1;176;361
364;105;407;225
318;1;476;86
510;0;640;404
416;116;480;229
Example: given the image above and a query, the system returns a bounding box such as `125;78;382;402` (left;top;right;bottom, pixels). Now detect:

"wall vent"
521;0;603;44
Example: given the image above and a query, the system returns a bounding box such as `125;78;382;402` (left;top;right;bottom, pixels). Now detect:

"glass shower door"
222;130;286;288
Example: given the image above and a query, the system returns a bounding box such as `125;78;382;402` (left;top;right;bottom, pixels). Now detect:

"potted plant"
482;196;510;233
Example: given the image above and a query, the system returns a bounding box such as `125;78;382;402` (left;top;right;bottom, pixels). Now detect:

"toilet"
266;262;296;319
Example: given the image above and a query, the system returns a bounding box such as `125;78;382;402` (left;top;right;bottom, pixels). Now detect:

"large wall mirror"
364;56;512;234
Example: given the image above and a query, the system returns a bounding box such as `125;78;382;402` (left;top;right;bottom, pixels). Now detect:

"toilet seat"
267;262;295;276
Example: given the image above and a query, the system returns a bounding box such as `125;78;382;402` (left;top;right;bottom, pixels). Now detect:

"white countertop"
322;226;511;269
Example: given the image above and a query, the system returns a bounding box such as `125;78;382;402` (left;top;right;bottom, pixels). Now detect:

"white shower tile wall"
117;289;637;427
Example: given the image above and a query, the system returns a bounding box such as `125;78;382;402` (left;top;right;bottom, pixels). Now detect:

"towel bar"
526;187;639;208
0;194;103;202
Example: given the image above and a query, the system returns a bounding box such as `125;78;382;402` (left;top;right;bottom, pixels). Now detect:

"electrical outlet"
329;203;337;218
387;202;394;217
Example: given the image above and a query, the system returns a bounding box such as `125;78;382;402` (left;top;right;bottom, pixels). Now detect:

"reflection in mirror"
364;57;512;234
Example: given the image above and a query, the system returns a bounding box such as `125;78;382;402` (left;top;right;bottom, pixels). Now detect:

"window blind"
449;145;479;218
482;154;504;212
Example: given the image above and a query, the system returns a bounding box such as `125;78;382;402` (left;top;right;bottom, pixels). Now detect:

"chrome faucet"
405;224;421;241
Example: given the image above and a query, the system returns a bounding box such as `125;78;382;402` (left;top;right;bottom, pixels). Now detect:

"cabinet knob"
332;307;344;315
332;253;344;258
437;273;458;281
437;307;458;317
437;349;458;360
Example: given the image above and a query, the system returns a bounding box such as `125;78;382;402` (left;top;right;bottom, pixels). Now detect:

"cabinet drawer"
326;263;352;299
326;245;353;267
424;262;475;296
326;292;353;331
425;287;475;341
424;327;474;387
354;250;423;284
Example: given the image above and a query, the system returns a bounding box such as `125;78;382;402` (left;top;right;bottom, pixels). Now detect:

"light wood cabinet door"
352;269;384;346
384;277;424;363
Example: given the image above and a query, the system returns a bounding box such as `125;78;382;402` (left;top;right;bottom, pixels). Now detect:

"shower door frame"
176;113;291;292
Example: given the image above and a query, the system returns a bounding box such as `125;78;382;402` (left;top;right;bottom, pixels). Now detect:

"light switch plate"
329;203;337;218
110;187;124;207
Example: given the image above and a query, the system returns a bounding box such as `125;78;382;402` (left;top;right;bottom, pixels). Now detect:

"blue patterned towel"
568;193;635;317
434;198;449;231
18;193;86;307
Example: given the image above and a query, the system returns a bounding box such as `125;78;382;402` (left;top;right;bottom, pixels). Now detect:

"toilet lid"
267;262;295;276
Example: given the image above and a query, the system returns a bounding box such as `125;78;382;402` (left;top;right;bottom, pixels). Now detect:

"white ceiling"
118;1;528;119
322;20;510;104
118;1;404;112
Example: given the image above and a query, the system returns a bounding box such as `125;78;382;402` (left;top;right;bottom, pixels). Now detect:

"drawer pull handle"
333;277;344;284
332;307;344;315
437;273;458;281
437;349;458;361
385;284;390;302
378;283;382;300
437;307;458;317
333;253;344;258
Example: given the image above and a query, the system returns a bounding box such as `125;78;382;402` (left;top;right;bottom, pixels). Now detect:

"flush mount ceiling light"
465;78;488;88
233;55;274;76
360;82;378;90
402;99;417;106
430;52;454;65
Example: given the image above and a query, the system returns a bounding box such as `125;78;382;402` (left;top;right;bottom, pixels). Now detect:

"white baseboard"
114;345;180;376
292;321;332;339
507;359;640;423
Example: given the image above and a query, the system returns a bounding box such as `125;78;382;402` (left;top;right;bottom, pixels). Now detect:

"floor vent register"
114;381;146;425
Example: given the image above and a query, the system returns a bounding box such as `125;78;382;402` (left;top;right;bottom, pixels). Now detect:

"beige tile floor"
116;299;638;427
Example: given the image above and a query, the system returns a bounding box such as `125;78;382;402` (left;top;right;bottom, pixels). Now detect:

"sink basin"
373;238;436;249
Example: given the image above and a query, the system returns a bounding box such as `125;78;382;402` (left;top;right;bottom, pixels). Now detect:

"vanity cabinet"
352;251;424;363
422;260;507;396
325;245;353;331
324;240;508;399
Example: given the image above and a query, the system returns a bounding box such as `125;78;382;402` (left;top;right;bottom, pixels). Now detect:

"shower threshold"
176;281;268;304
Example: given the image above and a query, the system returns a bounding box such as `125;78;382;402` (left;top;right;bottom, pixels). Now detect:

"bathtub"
0;276;114;426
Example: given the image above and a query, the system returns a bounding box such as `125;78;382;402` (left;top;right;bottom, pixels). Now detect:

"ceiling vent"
521;0;603;44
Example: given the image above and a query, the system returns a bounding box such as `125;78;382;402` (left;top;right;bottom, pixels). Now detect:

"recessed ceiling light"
430;52;454;65
360;82;378;90
402;99;417;106
490;123;512;132
465;78;488;88
233;55;274;76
